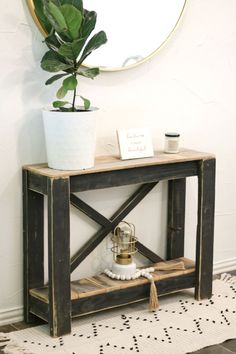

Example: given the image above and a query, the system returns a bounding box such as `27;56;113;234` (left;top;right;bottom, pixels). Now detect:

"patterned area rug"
1;274;236;354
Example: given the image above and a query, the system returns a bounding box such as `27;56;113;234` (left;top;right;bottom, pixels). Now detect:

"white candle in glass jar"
164;132;180;153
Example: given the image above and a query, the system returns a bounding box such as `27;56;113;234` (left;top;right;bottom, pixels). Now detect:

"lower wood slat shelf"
29;258;196;320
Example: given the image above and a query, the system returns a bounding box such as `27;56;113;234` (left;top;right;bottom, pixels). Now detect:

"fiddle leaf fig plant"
38;0;107;111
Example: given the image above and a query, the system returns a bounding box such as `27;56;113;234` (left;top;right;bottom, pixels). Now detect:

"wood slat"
23;170;44;323
167;178;186;259
70;161;198;193
23;149;215;178
71;272;196;317
30;257;195;303
47;177;71;337
195;158;216;300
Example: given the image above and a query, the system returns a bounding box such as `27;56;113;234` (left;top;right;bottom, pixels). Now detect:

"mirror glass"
27;0;187;71
84;0;186;71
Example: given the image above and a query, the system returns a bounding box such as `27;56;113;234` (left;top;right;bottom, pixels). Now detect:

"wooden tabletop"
23;149;215;178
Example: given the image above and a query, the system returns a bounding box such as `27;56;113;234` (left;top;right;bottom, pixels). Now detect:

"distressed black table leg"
167;178;186;260
23;170;44;323
195;159;216;300
47;177;71;337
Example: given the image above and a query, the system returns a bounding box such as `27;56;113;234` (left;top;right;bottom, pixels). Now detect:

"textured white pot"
42;107;97;170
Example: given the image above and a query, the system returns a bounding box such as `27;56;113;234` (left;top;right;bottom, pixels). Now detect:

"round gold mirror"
26;0;187;71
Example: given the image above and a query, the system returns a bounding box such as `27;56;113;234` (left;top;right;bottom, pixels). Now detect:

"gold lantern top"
111;221;137;265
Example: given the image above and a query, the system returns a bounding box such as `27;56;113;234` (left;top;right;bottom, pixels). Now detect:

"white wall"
1;0;236;324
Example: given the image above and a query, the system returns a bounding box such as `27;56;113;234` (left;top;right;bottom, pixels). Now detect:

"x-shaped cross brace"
70;181;163;273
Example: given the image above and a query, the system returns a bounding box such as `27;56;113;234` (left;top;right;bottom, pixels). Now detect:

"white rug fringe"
0;333;32;354
220;273;236;284
3;344;33;354
0;332;11;346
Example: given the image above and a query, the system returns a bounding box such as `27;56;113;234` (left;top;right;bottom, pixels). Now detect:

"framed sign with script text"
117;127;154;160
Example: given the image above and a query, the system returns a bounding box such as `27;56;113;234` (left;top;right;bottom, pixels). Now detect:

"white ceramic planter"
42;108;97;170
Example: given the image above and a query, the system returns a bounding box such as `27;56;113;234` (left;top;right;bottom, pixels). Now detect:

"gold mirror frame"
26;0;188;72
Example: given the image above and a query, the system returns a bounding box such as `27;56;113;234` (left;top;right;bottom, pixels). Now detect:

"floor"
0;270;236;354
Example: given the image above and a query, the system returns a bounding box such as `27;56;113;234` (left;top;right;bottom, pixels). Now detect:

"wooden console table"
23;149;215;337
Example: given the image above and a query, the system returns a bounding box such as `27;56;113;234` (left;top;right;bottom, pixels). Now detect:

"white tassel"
149;278;159;311
220;273;236;285
154;260;185;271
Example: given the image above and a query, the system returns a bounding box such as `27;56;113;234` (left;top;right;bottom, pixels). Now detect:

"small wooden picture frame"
117;127;154;160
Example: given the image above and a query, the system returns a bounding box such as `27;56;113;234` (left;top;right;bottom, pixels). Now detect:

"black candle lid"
165;132;180;137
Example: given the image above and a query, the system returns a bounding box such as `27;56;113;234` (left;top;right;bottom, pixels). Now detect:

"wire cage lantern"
111;221;138;276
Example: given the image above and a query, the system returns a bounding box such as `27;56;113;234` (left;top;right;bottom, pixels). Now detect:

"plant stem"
72;87;76;111
72;64;77;112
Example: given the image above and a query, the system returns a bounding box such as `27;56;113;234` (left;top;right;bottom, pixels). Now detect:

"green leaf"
81;10;97;39
33;0;52;33
60;4;82;40
56;85;68;99
55;10;96;60
71;38;85;58
58;43;75;60
43;1;68;35
79;95;90;110
45;33;61;51
58;38;85;60
41;59;72;72
78;30;107;66
41;50;73;72
60;0;83;12
41;49;68;63
63;75;77;90
45;73;69;85
77;68;99;79
53;100;70;108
